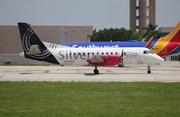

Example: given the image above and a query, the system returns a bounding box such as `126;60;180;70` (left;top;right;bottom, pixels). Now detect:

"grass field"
0;82;180;117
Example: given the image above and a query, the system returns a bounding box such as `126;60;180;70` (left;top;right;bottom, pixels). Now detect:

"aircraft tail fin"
144;36;154;48
160;22;180;42
141;38;146;42
18;23;59;64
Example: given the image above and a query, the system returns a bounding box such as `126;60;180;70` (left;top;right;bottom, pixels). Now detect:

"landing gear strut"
118;63;124;67
94;65;99;74
147;64;151;74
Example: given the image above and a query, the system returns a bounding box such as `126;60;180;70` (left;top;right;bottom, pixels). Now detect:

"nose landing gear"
147;64;151;74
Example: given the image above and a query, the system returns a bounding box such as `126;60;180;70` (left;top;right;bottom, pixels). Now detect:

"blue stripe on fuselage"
61;39;158;49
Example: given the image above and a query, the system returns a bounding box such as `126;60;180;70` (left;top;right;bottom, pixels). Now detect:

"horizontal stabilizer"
144;36;154;48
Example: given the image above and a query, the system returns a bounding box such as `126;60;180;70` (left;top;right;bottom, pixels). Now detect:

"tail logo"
22;28;51;59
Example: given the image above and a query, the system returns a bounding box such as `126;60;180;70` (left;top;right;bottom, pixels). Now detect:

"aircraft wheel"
118;64;124;67
147;64;151;74
94;69;99;74
147;70;151;74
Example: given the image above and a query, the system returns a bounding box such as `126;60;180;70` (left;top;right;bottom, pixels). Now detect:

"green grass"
0;82;180;117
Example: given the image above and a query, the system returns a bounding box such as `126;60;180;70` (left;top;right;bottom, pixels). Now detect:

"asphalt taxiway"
0;61;180;82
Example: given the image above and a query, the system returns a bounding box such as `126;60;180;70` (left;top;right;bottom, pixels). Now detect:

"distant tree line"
90;28;141;42
90;23;161;42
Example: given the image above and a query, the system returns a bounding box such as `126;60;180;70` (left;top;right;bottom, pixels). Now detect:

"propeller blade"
121;49;124;63
121;49;124;58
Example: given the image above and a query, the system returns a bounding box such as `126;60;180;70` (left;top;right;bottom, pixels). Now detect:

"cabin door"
127;56;132;62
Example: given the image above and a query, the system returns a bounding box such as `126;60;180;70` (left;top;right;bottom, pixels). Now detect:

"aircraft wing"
87;54;121;66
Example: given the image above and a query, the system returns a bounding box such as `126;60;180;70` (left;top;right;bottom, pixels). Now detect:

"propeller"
121;49;124;60
119;49;124;67
121;49;124;57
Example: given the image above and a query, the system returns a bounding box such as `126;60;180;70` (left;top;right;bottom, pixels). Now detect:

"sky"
0;0;180;30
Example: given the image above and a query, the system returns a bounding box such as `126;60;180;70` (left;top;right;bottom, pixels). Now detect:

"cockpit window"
143;50;154;54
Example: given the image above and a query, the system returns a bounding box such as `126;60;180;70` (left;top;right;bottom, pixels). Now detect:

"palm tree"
142;23;160;41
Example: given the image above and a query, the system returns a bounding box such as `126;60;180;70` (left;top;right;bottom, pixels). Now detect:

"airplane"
18;22;164;74
61;22;180;58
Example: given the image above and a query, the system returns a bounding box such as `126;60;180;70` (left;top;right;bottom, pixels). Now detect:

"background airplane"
18;23;164;74
61;22;180;57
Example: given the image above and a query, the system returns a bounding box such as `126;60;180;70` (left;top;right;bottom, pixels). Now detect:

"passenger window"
106;52;108;55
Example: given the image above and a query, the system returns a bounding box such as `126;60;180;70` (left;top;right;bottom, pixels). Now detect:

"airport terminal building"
0;25;92;64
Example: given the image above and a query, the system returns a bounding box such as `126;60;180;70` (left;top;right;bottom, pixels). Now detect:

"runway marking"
125;68;180;71
56;68;180;71
2;68;180;74
106;69;114;73
44;70;50;73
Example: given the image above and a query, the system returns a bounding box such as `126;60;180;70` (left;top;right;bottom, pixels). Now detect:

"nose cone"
159;57;164;62
19;52;24;57
154;54;164;63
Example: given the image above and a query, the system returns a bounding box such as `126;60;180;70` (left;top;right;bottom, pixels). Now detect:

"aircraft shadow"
20;72;103;75
84;73;104;76
20;72;151;75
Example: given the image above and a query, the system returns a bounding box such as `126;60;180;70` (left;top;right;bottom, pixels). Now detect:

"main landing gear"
94;65;99;74
147;64;151;74
118;64;124;67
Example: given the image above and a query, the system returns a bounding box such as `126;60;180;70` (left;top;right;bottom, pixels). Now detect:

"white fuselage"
46;43;164;66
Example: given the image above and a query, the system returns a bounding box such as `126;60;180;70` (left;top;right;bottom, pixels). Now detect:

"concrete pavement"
0;61;180;82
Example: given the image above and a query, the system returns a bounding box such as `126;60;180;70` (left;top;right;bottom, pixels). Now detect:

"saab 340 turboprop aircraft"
18;23;164;74
62;22;180;57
